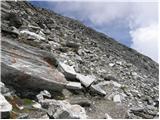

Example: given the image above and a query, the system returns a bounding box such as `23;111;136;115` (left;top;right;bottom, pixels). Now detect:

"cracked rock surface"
1;1;159;119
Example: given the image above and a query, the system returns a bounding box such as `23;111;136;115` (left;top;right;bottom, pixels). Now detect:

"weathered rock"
41;99;87;119
20;30;45;41
17;113;29;119
104;113;112;119
76;74;96;87
1;24;19;37
0;94;12;119
58;62;77;80
8;11;23;28
32;102;42;109
36;90;51;102
69;97;92;107
90;84;106;96
66;81;83;90
1;37;68;92
65;41;80;49
113;94;121;103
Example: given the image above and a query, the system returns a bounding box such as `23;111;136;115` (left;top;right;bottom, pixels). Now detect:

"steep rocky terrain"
1;1;159;119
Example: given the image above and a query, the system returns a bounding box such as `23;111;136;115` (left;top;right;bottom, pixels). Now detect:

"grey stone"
65;41;80;49
0;94;12;119
41;99;87;119
70;97;92;107
66;81;83;90
58;62;77;80
20;30;45;41
76;74;96;87
90;84;106;96
36;90;51;102
113;94;121;103
17;113;29;119
32;102;42;109
1;37;68;92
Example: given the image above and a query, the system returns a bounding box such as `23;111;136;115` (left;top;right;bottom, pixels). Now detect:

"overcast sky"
29;0;158;62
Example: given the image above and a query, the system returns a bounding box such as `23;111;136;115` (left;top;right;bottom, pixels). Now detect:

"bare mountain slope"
1;1;159;119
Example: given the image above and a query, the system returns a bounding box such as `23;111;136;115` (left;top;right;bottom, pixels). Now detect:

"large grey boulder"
1;37;68;92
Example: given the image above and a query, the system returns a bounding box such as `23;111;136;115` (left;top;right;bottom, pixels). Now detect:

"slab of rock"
66;82;83;90
1;37;68;92
90;84;106;96
20;30;45;41
58;62;77;80
76;74;96;87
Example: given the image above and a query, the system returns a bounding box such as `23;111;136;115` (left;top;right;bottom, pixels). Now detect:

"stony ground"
1;1;159;119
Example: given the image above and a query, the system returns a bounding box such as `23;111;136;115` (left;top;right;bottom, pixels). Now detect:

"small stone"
111;81;121;87
66;82;82;90
65;41;80;49
36;90;51;102
17;113;29;119
105;113;112;119
32;102;42;109
41;99;87;119
58;62;77;80
76;74;96;87
116;61;122;65
109;63;115;67
90;84;106;96
113;94;121;103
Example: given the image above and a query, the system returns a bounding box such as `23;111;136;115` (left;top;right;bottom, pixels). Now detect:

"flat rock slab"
1;37;68;91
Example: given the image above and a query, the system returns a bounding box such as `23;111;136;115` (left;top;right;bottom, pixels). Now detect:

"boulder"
1;37;68;92
76;74;96;87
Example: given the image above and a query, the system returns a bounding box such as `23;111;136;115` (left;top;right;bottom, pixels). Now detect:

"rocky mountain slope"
1;1;159;119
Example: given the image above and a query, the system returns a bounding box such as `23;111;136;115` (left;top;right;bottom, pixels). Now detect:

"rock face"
1;37;68;91
1;0;159;119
